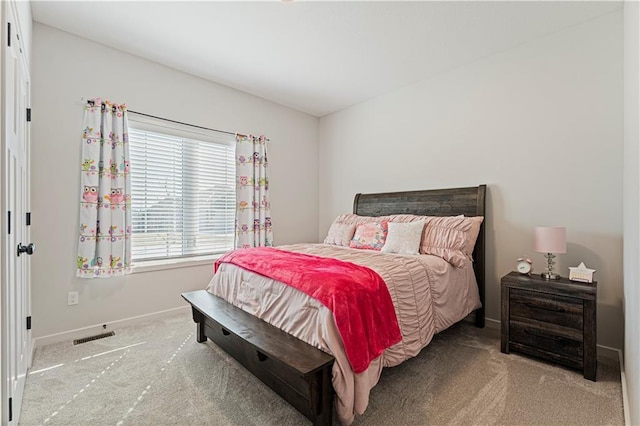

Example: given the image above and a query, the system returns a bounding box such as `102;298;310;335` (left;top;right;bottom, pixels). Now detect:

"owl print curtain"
76;99;131;278
235;135;273;248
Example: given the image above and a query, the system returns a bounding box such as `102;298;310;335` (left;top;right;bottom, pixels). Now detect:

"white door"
2;3;31;424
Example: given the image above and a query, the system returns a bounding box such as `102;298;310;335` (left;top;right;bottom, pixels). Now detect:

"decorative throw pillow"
323;222;357;246
464;216;484;259
350;221;388;250
420;216;472;268
381;221;426;255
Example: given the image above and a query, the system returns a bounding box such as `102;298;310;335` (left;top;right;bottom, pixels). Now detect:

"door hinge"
7;22;10;47
26;212;31;226
7;211;10;234
8;397;12;422
26;316;31;330
26;108;31;122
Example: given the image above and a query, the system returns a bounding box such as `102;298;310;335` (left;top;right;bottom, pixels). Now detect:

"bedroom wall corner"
30;23;320;340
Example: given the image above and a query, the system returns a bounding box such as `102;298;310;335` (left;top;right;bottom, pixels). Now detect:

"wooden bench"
182;290;335;425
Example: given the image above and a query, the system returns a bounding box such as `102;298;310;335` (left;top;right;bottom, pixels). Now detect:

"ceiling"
31;1;621;117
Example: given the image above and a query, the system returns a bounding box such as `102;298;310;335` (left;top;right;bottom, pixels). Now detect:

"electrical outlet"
68;291;79;306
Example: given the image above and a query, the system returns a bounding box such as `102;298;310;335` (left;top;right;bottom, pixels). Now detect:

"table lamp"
534;226;566;280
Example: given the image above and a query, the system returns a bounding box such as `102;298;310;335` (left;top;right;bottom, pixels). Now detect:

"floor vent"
73;331;115;345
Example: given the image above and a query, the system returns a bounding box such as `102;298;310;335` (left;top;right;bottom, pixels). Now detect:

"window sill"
131;254;223;274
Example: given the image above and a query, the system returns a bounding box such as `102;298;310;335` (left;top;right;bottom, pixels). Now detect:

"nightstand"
500;271;597;381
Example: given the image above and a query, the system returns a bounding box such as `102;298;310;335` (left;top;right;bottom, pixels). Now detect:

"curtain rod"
128;110;240;137
83;98;267;140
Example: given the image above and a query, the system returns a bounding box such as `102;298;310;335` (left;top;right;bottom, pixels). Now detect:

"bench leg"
475;306;485;328
312;367;333;426
191;308;207;343
196;321;207;343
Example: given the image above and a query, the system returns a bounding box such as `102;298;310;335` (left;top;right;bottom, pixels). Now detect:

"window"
129;117;235;262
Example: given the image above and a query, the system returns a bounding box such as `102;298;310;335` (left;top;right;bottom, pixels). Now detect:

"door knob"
17;243;35;256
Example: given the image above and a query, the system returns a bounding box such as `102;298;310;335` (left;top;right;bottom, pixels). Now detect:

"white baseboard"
485;317;500;329
597;344;621;361
620;350;631;426
33;305;190;348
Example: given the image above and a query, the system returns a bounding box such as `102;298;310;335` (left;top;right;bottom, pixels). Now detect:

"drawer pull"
524;301;565;313
256;350;268;362
524;329;564;342
221;328;230;336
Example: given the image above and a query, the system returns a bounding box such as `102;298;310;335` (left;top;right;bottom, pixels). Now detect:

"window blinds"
129;128;236;262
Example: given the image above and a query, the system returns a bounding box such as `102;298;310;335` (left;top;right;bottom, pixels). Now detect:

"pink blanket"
214;247;402;373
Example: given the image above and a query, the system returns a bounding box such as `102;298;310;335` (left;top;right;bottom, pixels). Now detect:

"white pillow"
381;221;425;255
323;222;357;246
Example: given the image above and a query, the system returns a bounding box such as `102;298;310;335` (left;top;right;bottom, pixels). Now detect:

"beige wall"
623;1;640;423
30;24;319;339
319;12;624;349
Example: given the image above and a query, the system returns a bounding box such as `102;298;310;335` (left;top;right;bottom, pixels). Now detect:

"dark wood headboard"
353;185;486;327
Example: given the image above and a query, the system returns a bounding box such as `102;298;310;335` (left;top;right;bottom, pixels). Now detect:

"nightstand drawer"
510;288;583;329
510;318;583;360
509;343;583;370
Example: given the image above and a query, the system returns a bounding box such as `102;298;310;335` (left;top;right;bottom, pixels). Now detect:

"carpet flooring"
19;312;624;425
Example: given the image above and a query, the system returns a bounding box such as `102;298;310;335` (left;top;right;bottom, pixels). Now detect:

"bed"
183;185;486;425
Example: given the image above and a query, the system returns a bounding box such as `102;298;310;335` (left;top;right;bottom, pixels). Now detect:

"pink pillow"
324;222;357;246
328;213;482;266
350;221;388;250
420;216;472;267
387;214;428;223
464;216;484;259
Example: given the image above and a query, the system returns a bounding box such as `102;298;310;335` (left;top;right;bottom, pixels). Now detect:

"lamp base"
541;272;561;280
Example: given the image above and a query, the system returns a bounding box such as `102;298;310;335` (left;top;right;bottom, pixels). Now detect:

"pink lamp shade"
534;227;567;254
